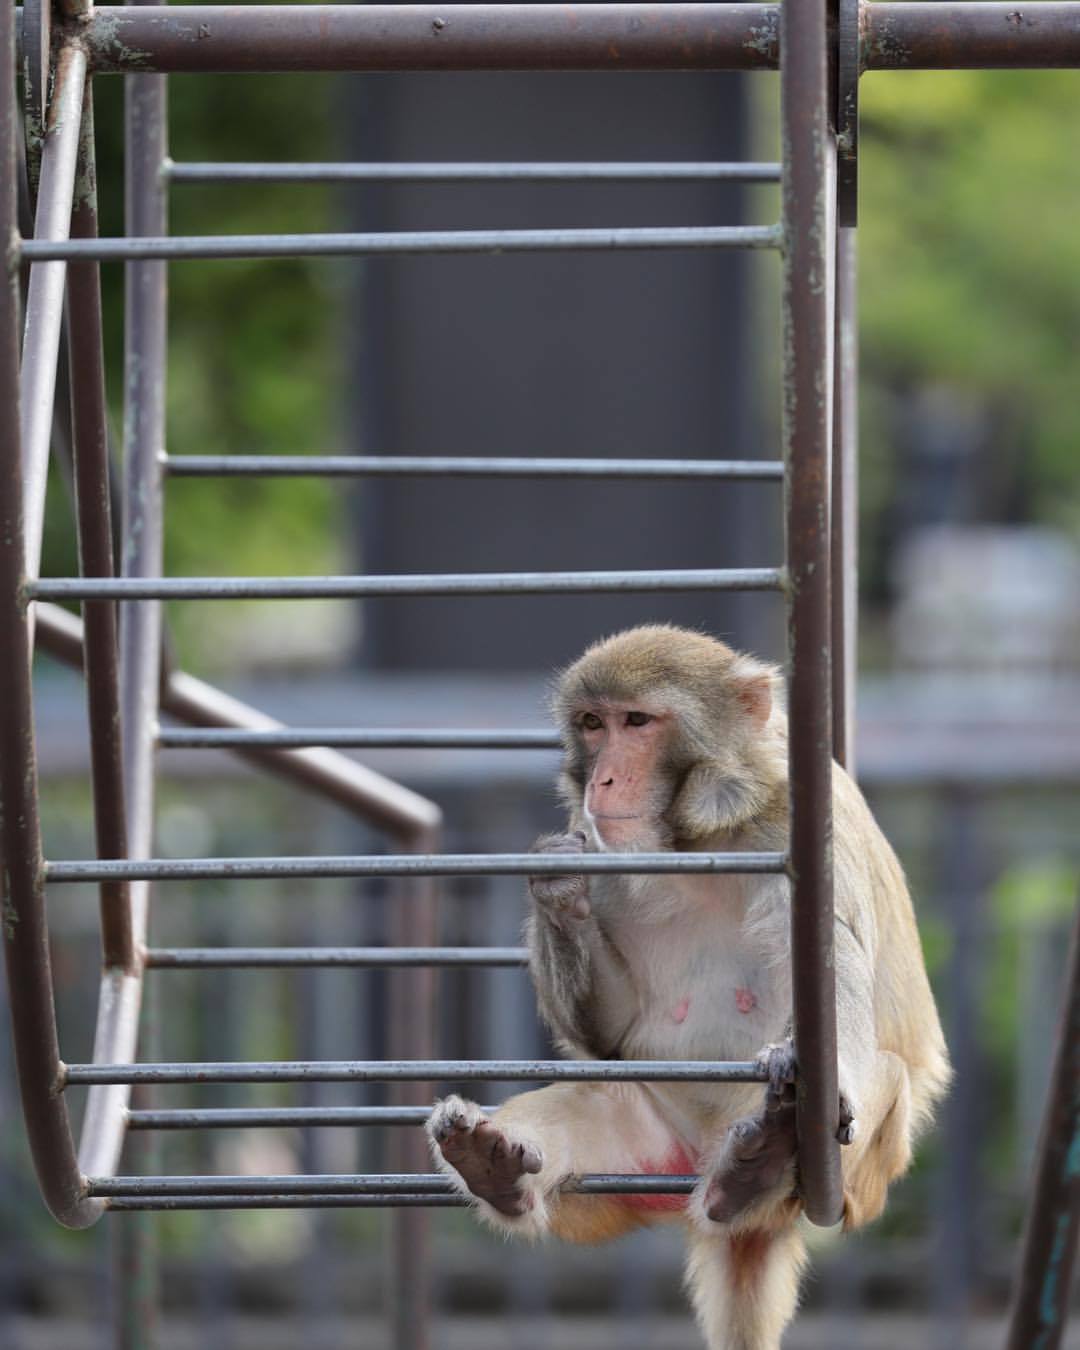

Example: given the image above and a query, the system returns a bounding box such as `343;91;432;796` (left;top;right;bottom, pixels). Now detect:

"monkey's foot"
427;1096;543;1216
703;1099;798;1225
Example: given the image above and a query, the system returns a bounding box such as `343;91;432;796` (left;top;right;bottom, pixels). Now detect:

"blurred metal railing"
3;4;1078;1350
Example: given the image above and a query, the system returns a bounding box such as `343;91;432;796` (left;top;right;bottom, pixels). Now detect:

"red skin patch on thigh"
622;1141;697;1213
735;987;757;1014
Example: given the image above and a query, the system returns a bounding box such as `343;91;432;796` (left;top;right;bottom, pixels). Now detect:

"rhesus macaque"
428;625;950;1350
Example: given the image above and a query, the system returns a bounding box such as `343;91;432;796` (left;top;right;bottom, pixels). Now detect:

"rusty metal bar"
864;3;1080;69
89;1172;701;1198
164;454;785;479
44;851;788;882
830;227;858;771
31;566;785;599
20;41;87;580
145;946;528;967
165;159;783;183
65;1059;770;1086
79;4;781;72
781;0;844;1227
126;1106;495;1129
1003;899;1079;1350
20;224;783;262
159;727;562;749
66;81;135;975
57;3;1080;74
0;1;99;1231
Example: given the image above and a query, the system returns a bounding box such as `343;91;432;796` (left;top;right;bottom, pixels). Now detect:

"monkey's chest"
607;916;786;1064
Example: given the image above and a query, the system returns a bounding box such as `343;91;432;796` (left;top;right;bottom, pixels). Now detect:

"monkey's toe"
837;1093;857;1145
757;1037;798;1105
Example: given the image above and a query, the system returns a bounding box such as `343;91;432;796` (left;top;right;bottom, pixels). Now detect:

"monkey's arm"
526;832;638;1058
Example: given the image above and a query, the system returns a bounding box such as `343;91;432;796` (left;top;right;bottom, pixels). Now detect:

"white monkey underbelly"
591;875;789;1121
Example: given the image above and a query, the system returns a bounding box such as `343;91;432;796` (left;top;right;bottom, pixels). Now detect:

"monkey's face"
575;702;677;850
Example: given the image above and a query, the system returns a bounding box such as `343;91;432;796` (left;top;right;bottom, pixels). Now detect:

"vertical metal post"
67;82;136;975
781;0;844;1226
0;4;98;1233
111;34;170;1350
830;226;858;773
20;41;87;581
1004;896;1080;1350
386;827;440;1350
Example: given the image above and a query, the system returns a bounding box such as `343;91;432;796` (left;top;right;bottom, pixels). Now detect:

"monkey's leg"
685;1221;806;1350
428;1083;691;1242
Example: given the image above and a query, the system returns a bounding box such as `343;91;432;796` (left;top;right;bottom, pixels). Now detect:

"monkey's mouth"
591;813;641;821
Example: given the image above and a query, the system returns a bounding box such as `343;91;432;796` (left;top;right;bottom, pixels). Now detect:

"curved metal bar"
0;12;100;1228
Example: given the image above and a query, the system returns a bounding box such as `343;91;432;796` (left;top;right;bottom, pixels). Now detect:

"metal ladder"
2;3;1076;1348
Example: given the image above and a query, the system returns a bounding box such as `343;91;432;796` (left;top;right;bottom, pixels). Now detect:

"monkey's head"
552;625;786;851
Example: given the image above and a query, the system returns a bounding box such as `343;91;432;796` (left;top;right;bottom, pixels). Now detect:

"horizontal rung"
44;851;788;882
164;454;785;480
65;1058;768;1086
146;946;528;968
165;160;783;184
20;225;783;263
31;568;784;601
90;1172;698;1198
158;727;562;749
107;1204;467;1215
108;1195;467;1210
126;1106;493;1129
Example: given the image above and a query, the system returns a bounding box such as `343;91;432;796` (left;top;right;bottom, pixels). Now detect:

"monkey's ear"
730;659;775;730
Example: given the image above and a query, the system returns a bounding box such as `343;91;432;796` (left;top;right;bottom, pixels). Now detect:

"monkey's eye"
625;711;652;727
581;713;603;731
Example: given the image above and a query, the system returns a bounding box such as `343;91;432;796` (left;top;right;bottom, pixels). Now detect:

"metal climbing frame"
1;1;1078;1346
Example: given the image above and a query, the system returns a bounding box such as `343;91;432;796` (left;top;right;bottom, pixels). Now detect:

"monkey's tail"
683;1221;807;1350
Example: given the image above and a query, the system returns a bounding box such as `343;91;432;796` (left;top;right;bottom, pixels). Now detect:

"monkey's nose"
598;776;615;788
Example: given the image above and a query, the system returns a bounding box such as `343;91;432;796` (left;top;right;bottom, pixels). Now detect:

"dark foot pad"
428;1096;543;1216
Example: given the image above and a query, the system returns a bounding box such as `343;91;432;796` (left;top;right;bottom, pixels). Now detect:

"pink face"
578;703;671;848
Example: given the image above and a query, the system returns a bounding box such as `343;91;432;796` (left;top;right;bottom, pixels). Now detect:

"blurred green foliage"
859;69;1080;536
38;66;1080;668
41;72;347;664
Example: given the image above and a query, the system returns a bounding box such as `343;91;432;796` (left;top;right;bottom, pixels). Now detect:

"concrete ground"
5;1315;1078;1350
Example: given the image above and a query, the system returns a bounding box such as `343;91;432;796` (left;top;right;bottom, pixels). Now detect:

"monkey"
427;625;950;1350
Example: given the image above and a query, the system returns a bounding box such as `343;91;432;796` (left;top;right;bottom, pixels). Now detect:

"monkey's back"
832;766;952;1132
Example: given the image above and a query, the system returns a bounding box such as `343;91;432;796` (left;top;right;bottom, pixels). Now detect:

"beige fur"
428;626;950;1349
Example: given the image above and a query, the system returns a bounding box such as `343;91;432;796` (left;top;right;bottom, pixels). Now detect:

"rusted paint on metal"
781;0;844;1227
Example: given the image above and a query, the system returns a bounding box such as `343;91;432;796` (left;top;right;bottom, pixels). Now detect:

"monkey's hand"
528;830;591;922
